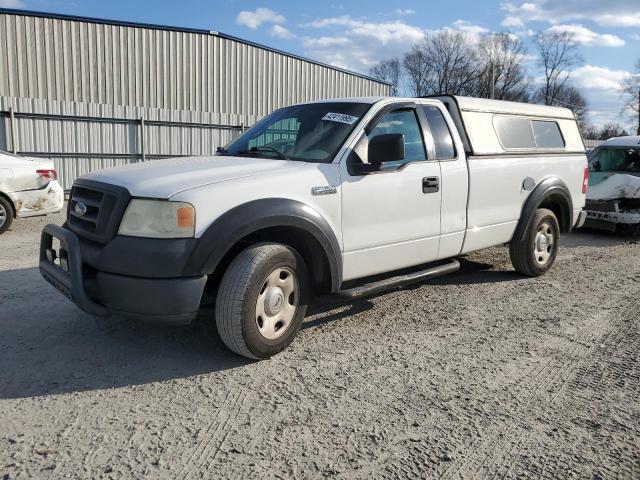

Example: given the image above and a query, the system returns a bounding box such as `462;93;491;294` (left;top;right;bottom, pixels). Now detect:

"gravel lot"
1;209;639;479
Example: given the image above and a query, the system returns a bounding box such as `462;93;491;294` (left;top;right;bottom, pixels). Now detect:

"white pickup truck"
40;96;588;359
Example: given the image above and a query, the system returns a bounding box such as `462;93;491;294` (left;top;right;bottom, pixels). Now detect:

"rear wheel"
510;208;560;277
0;196;14;235
215;242;309;359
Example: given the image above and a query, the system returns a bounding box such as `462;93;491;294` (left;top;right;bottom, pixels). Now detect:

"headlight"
118;199;195;238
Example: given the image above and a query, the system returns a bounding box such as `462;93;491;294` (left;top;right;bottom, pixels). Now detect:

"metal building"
0;8;391;188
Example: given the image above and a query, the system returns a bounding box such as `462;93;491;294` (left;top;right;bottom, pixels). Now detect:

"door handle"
422;176;439;194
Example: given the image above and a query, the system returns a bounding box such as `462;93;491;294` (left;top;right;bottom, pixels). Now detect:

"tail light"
36;169;57;181
582;166;589;194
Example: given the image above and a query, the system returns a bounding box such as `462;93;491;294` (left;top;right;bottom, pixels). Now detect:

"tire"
510;208;560;277
215;242;310;359
0;196;14;235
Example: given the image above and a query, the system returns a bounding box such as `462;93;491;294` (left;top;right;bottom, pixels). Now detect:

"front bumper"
39;224;207;324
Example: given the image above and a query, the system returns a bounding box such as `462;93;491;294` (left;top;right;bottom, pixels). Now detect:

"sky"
1;0;639;130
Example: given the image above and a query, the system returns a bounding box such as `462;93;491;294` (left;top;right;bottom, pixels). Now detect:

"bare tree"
403;30;481;97
476;33;530;101
369;59;401;96
621;58;640;135
597;123;630;140
534;31;583;106
544;84;588;127
403;47;430;96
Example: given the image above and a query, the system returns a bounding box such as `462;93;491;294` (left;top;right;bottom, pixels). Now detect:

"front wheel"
215;242;309;359
510;208;560;277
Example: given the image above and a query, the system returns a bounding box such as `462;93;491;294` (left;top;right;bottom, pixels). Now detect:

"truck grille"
66;180;131;244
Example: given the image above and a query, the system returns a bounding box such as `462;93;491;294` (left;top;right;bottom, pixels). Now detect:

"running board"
336;259;460;299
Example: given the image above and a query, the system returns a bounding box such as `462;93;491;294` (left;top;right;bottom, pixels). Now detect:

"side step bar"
336;259;460;299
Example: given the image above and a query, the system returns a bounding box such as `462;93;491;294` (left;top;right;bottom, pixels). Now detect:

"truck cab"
40;96;588;359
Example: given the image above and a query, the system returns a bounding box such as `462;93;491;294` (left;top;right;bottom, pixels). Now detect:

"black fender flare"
186;198;343;292
513;177;573;243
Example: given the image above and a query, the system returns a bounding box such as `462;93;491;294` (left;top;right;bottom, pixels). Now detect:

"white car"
0;151;64;234
40;96;588;359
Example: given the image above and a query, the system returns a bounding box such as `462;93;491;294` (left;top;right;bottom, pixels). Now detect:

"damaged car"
584;136;640;235
0;150;64;235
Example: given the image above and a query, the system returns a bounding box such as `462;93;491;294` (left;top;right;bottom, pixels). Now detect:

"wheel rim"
0;203;6;229
255;267;298;340
534;221;555;266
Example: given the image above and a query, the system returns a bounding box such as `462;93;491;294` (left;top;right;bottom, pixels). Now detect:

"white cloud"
451;20;490;43
571;65;631;90
236;8;285;30
270;25;295;40
300;15;427;70
502;0;640;28
0;0;25;7
545;24;625;47
299;16;496;72
302;15;358;28
631;33;640;41
395;9;416;16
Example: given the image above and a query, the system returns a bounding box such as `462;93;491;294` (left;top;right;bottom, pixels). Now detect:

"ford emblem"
74;201;87;217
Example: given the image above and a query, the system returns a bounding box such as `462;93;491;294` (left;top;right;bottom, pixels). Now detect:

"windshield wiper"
233;146;289;160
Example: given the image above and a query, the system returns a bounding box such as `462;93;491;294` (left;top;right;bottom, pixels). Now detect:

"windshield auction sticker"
322;112;359;125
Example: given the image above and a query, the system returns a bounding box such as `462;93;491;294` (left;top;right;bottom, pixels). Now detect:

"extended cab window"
421;106;455;159
368;109;426;167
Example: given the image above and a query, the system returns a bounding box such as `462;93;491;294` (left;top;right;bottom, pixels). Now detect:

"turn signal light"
177;206;195;228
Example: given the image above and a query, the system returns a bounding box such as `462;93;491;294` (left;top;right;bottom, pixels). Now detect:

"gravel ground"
1;209;639;479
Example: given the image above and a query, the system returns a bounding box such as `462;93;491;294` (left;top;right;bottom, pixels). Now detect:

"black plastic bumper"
40;224;207;324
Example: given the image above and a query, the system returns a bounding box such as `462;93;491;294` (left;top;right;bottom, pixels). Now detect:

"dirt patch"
0;213;638;479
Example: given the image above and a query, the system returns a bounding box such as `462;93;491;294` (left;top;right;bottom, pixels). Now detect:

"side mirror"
368;133;405;165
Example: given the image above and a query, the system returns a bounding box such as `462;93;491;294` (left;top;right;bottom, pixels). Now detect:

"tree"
403;30;481;97
476;33;530;101
621;58;640;135
541;84;588;127
534;31;583;106
369;59;401;96
402;47;430;96
597;123;629;140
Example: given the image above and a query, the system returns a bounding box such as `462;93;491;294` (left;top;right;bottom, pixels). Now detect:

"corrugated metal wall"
0;10;390;188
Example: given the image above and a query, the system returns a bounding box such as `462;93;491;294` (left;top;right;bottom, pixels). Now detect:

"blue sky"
3;0;639;129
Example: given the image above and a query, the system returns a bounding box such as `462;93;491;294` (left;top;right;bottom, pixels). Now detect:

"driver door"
339;106;442;281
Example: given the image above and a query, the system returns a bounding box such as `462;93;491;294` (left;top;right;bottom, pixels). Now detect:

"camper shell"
430;95;584;156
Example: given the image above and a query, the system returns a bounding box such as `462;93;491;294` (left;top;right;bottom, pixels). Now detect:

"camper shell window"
493;115;565;151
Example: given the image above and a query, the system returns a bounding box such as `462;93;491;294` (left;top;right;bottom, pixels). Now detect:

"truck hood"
81;156;309;198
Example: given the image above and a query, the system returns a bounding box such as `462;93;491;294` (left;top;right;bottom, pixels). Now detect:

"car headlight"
118;199;195;238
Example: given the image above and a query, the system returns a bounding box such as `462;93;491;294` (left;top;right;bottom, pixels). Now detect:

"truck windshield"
217;102;370;163
589;147;640;173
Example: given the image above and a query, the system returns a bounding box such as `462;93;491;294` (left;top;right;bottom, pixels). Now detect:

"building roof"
0;7;392;87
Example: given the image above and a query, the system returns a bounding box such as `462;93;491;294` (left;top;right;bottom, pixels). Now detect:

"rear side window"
494;117;536;149
531;120;565;148
422;106;456;159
